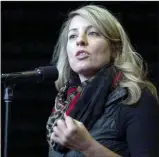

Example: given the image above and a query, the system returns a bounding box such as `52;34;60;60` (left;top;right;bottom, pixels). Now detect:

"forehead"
69;15;94;30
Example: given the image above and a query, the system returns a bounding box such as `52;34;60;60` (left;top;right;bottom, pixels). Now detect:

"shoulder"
120;88;159;129
122;88;159;115
105;87;159;123
119;89;159;156
137;88;159;108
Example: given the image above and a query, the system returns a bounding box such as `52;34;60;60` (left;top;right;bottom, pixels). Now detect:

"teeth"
80;53;87;55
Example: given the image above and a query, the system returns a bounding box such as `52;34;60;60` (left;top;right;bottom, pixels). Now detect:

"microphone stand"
1;66;58;157
2;72;40;157
2;70;42;157
3;82;15;157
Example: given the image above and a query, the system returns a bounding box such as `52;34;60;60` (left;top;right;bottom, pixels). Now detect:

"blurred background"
1;1;159;157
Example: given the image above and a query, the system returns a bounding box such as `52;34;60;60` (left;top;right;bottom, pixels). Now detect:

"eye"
88;31;99;36
68;34;77;40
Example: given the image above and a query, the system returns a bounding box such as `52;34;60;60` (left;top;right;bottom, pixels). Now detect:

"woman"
46;5;159;157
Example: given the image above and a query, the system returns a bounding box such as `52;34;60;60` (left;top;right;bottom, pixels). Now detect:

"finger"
51;132;72;147
56;119;67;132
51;132;61;144
53;126;63;137
73;119;83;126
64;114;77;133
64;113;82;126
53;125;72;146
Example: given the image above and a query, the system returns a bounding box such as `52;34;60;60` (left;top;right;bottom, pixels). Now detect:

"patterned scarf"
46;64;122;153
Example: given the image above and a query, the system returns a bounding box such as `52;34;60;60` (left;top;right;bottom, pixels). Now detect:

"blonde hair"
51;5;158;105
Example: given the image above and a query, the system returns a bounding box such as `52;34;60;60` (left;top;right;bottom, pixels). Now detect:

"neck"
78;74;90;82
78;72;96;82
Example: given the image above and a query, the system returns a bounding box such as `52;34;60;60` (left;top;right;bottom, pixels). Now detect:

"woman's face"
66;15;111;79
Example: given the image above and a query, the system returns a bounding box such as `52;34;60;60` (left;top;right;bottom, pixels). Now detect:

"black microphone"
1;66;58;84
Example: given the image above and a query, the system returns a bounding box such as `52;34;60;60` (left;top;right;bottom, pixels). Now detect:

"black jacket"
49;87;159;157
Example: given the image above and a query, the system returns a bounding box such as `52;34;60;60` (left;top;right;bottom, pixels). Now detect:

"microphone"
1;66;58;84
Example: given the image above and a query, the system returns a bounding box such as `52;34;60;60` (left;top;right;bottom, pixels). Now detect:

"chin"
73;66;94;75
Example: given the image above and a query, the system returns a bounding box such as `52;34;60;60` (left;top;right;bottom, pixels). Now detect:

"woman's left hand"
51;113;94;152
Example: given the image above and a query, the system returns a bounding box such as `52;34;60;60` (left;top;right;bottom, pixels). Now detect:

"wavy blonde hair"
51;5;158;105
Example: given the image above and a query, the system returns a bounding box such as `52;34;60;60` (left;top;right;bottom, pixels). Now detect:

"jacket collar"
106;87;127;106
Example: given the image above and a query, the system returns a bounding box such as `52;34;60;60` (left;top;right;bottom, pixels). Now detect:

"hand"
51;113;94;152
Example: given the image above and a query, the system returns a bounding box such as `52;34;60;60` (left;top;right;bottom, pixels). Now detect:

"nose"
76;35;88;46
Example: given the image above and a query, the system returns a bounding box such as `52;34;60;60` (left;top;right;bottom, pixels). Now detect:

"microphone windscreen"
38;66;59;82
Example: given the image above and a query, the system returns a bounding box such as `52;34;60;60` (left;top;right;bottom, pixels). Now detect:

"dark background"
1;1;159;157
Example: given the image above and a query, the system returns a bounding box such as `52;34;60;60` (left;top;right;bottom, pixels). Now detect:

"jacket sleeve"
65;150;85;157
122;90;159;157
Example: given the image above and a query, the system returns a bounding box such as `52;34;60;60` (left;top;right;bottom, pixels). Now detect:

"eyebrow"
68;25;94;34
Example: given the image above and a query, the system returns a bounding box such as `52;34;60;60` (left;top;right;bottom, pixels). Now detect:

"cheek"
66;45;75;64
91;39;107;50
93;42;111;62
93;42;109;54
